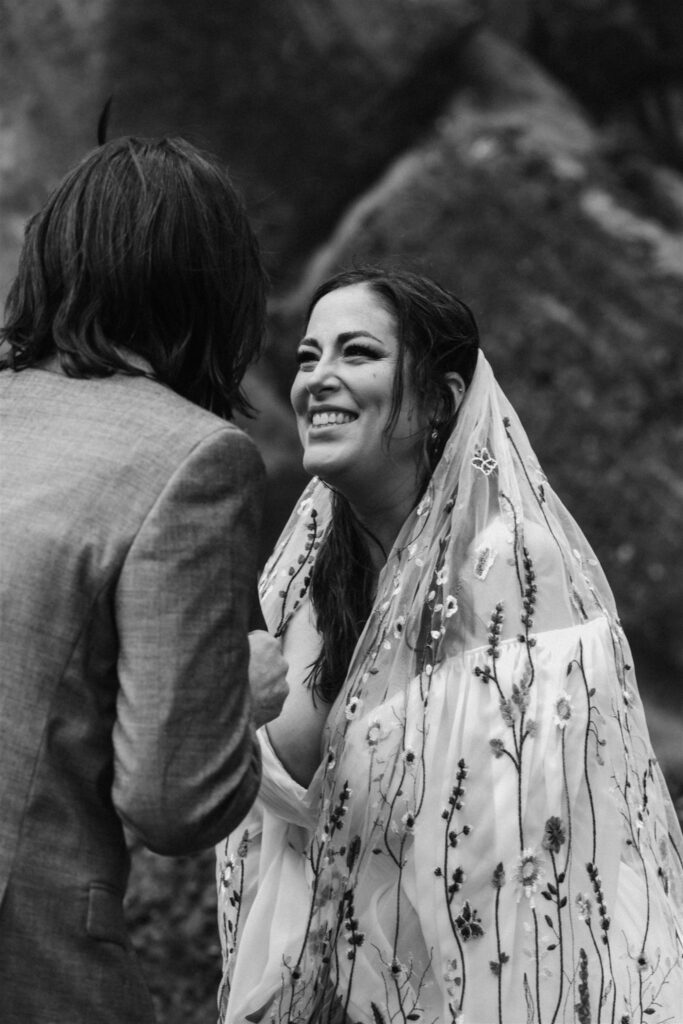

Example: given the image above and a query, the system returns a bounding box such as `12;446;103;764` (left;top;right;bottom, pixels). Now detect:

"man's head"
2;136;267;418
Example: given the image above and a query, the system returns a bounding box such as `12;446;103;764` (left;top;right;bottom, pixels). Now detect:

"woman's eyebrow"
298;330;385;346
338;330;385;344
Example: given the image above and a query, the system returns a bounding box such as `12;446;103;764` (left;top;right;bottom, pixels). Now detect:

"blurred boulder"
104;0;486;278
0;0;109;299
528;0;683;168
0;0;489;297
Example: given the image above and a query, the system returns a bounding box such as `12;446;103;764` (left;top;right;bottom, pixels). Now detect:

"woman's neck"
347;487;419;573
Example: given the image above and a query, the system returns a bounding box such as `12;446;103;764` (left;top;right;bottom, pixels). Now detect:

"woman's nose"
305;358;339;395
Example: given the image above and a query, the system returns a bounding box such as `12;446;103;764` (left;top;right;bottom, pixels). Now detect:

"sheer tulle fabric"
217;353;683;1023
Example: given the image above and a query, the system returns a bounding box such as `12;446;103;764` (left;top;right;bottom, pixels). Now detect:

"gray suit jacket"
0;366;264;1023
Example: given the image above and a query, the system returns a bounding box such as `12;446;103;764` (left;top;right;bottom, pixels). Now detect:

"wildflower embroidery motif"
472;445;497;475
400;811;416;835
574;948;591;1024
219;855;235;891
554;692;573;729
511;671;531;713
366;721;382;747
575;892;592;922
514;849;545;903
297;496;314;517
415;495;432;516
345;695;362;720
402;748;416;770
474;543;496;580
443;957;461;986
455;901;484;941
499;696;515;727
541;816;566;854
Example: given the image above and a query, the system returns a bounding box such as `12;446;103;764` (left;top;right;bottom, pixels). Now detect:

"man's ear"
444;372;466;416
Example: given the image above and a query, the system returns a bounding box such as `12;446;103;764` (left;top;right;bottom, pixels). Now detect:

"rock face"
0;0;109;295
529;0;683;168
1;0;484;286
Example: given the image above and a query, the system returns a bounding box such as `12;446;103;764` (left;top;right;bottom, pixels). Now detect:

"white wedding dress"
217;354;683;1024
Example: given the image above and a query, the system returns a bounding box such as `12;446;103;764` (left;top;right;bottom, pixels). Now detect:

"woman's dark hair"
304;267;480;704
1;136;266;418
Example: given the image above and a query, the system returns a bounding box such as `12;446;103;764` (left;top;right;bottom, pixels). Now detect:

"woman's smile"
307;406;358;429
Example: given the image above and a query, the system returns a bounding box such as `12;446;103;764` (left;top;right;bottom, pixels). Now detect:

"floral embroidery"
554;691;573;729
473;543;496;580
345;695;362;719
443;957;461;986
400;811;416;834
489;737;505;758
491;862;505;889
415;495;431;516
297;496;314;517
542;817;566;854
454;901;484;941
575;892;592;922
218;855;236;891
366;720;382;747
472;445;497;475
514;848;545;904
402;748;416;770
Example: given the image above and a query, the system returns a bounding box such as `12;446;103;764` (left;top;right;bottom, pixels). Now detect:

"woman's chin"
302;455;338;486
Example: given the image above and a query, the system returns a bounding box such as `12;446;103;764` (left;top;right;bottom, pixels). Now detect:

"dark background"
1;2;682;1020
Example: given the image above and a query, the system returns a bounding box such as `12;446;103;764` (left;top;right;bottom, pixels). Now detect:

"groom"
0;137;287;1023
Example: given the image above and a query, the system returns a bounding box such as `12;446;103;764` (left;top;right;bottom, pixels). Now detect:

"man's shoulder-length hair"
1;135;267;419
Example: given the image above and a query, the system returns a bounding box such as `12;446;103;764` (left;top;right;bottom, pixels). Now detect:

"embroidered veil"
217;352;683;1024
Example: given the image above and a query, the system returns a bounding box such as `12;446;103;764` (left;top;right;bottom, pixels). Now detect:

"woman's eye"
343;343;380;360
295;349;318;367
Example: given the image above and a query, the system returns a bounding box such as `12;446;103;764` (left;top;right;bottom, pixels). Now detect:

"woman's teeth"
311;411;355;427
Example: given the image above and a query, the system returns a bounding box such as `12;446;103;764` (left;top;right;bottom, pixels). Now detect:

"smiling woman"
216;268;683;1024
290;273;476;712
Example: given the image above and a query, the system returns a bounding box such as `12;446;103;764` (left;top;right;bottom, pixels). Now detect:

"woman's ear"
444;372;466;416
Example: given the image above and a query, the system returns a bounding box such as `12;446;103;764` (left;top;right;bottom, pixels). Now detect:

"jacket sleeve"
112;426;264;855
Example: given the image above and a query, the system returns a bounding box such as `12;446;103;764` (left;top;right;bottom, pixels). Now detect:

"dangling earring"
428;422;443;465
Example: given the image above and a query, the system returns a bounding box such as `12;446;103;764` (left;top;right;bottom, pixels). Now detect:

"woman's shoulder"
468;513;565;572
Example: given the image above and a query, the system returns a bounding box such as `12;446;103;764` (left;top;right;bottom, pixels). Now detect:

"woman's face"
290;283;429;508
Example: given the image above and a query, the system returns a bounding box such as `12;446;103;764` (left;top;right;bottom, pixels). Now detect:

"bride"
217;268;683;1023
